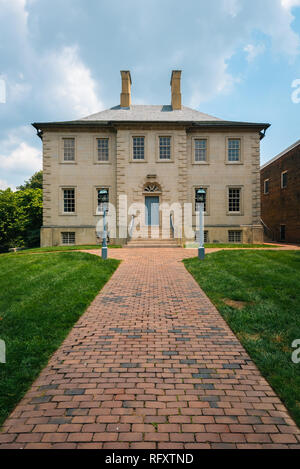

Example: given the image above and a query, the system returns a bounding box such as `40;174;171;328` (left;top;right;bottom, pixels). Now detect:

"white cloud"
41;46;104;118
244;43;266;62
281;0;300;10
0;140;41;175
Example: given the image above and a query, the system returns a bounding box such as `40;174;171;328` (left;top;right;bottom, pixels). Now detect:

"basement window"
228;231;242;243
61;232;75;245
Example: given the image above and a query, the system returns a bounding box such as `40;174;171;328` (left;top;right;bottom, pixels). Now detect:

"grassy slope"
0;252;120;426
185;243;280;249
9;245;122;254
184;250;300;427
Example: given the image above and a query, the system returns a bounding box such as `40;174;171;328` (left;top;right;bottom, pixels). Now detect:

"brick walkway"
1;248;299;449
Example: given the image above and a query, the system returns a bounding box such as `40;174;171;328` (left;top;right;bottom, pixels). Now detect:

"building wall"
41;125;263;247
261;144;300;244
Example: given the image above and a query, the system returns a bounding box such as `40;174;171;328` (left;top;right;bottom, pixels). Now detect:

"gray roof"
261;139;300;170
80;105;222;122
32;104;270;134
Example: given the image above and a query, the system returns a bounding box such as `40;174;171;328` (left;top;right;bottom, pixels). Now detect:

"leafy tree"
0;187;43;251
0;189;19;252
17;171;43;191
15;188;43;247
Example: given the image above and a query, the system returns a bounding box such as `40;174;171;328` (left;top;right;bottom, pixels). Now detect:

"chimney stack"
120;70;132;108
170;70;182;110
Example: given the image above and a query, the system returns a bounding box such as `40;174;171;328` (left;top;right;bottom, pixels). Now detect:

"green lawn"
0;252;120;426
184;250;300;428
185;243;279;249
7;245;122;254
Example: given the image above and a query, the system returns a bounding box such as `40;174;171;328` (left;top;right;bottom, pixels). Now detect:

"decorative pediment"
143;182;162;194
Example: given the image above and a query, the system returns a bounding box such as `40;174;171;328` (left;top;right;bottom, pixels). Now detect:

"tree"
15;188;43;248
0;187;43;251
17;171;43;191
0;189;19;252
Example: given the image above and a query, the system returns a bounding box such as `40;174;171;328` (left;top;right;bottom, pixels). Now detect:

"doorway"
145;196;160;227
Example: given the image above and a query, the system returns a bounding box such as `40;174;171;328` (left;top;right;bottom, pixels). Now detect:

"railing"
260;218;275;241
170;213;175;238
129;215;135;239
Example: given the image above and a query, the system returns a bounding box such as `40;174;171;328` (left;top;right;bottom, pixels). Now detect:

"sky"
0;0;300;190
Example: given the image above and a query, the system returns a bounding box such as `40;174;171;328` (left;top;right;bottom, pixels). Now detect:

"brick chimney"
120;70;132;108
170;70;182;110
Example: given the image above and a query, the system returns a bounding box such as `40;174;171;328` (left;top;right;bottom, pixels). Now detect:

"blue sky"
0;0;299;189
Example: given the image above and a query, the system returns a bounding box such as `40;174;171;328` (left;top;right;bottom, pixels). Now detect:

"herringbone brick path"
1;248;299;449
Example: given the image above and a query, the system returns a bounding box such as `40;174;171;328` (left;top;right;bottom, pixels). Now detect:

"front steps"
126;238;180;248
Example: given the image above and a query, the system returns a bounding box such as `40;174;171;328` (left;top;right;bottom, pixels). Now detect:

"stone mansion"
33;71;270;247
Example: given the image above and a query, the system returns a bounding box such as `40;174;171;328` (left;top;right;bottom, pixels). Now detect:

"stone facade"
261;140;300;244
34;71;269;247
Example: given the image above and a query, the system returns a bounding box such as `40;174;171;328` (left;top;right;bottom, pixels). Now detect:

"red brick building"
260;140;300;244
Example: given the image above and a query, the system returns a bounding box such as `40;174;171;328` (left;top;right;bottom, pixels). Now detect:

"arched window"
143;183;162;194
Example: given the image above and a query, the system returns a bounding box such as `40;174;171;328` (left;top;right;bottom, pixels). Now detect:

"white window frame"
192;137;209;164
226;137;243;164
227;186;243;215
156;135;173;162
61;232;76;245
131;135;146;162
60;186;77;216
60;136;77;164
228;230;243;243
93;135;112;164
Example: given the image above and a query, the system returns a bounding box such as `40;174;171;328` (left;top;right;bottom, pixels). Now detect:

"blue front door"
145;196;159;226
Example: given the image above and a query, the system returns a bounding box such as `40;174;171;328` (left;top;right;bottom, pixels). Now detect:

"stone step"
126;239;180;248
126;244;180;248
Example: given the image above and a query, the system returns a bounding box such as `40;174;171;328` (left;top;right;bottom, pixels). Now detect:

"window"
195;139;207;162
228;188;241;212
133;137;145;160
228;138;241;162
61;232;75;245
63;189;75;213
159;136;171;160
97;138;109;161
195;230;208;243
97;188;109;213
228;231;242;243
195;188;207;212
281;171;288;189
264;179;270;194
280;225;286;241
63;138;75;161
